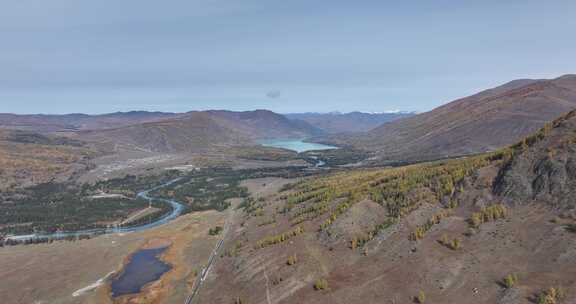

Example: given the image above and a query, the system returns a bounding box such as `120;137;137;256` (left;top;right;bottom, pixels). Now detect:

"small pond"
111;246;172;297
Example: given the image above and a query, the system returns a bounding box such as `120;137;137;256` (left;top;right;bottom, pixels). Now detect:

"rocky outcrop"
494;110;576;208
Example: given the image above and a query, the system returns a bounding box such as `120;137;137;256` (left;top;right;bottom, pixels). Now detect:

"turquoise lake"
258;139;338;153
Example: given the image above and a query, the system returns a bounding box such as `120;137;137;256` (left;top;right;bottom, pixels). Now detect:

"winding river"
7;140;338;242
6;178;186;242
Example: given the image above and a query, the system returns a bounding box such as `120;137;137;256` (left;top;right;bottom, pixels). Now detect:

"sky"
1;0;575;114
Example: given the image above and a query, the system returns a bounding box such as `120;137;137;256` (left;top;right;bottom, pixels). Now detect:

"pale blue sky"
1;0;575;114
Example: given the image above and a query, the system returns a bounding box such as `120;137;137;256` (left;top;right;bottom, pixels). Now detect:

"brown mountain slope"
79;112;241;153
205;110;323;139
0;130;95;190
0;111;179;132
329;74;576;163
285;111;416;134
77;110;321;153
199;110;576;304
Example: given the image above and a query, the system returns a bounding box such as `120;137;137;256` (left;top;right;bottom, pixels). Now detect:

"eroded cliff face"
494;110;576;208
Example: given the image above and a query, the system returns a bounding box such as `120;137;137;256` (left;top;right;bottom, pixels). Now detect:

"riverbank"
5;178;185;243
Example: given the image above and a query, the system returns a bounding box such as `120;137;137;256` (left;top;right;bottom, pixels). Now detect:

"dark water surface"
111;246;172;297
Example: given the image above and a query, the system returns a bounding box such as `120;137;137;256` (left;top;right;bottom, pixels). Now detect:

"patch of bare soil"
141;238;172;249
241;177;294;199
80;150;306;184
323;199;388;245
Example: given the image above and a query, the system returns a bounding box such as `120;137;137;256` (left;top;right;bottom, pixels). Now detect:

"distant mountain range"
0;111;179;132
2;74;576;164
76;110;322;153
0;110;415;135
285;111;415;133
0;109;415;154
326;74;576;163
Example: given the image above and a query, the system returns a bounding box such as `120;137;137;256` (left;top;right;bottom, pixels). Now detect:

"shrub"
440;234;449;246
350;237;358;250
287;254;298;266
225;241;243;258
314;278;328;290
537;286;565;304
410;209;452;241
234;296;245;304
417;290;426;303
209;226;223;235
450;238;461;250
255;226;304;249
503;273;518;288
439;235;461;250
469;204;508;228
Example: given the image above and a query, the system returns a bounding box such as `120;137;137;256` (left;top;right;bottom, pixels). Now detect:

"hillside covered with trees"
198;110;576;304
